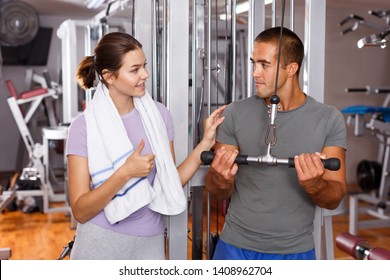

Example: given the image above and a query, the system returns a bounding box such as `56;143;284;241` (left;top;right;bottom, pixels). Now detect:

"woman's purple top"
66;101;174;237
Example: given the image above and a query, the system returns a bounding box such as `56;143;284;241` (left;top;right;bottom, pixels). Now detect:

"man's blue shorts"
212;238;316;260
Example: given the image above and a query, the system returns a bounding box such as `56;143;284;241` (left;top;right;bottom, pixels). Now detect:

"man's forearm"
308;179;346;210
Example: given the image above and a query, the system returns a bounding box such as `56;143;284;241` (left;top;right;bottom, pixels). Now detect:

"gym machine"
57;0;337;260
339;9;390;49
336;232;390;260
339;8;390;235
191;0;344;260
3;70;70;215
1;70;69;259
341;87;390;235
192;0;342;260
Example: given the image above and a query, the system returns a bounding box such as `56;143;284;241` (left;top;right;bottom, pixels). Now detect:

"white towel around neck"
84;83;186;224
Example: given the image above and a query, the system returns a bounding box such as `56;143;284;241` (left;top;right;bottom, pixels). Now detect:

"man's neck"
264;87;305;111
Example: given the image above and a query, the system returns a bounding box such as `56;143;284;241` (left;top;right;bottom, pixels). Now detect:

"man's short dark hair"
255;27;304;75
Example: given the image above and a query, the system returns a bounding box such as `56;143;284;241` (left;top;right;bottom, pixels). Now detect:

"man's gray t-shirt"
217;95;347;254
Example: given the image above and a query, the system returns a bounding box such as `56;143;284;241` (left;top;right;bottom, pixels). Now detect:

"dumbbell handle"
336;232;390;260
201;151;340;171
368;248;390;260
336;232;370;259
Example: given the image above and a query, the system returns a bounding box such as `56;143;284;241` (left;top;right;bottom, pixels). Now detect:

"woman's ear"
102;69;114;85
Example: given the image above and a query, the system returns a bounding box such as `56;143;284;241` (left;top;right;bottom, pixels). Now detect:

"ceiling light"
236;0;273;14
220;0;273;21
85;0;105;9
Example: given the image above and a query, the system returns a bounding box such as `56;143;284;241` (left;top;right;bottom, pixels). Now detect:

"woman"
66;32;225;259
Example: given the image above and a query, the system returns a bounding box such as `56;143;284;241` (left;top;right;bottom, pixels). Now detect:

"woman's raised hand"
201;105;226;150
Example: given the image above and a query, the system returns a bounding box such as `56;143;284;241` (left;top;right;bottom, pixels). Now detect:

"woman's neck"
111;93;134;115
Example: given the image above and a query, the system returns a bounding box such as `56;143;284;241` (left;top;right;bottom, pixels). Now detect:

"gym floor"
0;185;389;260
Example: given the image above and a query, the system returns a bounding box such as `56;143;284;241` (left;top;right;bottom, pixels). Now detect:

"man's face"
251;41;287;99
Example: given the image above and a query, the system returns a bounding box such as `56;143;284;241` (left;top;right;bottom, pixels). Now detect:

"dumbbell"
336;232;390;260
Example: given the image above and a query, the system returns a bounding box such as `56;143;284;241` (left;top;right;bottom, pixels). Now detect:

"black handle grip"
201;151;248;165
323;158;341;171
288;157;340;171
351;14;364;21
345;87;367;92
338;16;351;27
340;27;354;35
369;10;382;19
375;89;390;94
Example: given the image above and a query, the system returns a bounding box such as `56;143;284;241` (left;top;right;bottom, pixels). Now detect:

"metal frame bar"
152;0;158;101
231;0;237;101
191;0;206;259
303;0;326;103
246;0;265;98
272;0;276;27
290;0;295;31
134;0;153;94
206;0;212;260
164;0;190;260
57;20;88;124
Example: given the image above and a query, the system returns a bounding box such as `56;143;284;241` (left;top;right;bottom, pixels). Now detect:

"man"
205;27;347;260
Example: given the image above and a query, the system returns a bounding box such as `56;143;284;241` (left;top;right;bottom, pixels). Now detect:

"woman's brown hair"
76;32;143;90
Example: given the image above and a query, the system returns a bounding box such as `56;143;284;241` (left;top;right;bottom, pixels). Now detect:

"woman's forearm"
177;140;211;186
71;167;129;223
